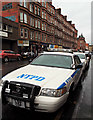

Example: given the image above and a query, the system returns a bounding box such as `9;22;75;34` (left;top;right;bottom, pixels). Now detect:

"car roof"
42;51;74;57
73;52;86;55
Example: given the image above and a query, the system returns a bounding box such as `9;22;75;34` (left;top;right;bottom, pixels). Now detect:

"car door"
73;55;82;86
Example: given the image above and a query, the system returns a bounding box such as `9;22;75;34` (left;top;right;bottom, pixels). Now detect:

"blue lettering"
35;77;45;81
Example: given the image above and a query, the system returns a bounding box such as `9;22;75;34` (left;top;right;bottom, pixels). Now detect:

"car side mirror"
75;64;83;69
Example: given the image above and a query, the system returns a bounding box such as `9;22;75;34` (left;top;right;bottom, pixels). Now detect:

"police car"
0;51;83;112
74;52;89;72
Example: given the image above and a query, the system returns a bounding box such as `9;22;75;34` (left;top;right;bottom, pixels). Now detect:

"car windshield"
31;54;72;69
77;54;85;59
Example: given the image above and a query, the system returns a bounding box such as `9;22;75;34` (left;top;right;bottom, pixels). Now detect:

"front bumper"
34;93;69;112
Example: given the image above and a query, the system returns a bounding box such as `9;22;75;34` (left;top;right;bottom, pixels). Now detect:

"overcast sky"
52;0;92;45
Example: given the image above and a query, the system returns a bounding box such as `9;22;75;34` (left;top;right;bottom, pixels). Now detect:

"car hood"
2;65;74;89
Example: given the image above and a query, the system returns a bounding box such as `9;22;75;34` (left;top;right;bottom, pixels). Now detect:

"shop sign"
18;40;29;46
2;3;12;11
0;31;8;37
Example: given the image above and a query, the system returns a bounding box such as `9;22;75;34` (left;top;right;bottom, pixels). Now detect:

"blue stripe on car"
57;69;79;89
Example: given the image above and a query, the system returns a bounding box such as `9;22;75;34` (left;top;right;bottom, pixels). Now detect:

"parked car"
0;51;83;112
0;50;21;62
21;52;34;59
74;52;89;71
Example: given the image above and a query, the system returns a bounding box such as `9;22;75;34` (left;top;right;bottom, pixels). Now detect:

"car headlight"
0;79;3;86
40;87;67;97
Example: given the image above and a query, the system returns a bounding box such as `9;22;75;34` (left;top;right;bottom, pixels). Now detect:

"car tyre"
17;56;21;61
4;57;9;62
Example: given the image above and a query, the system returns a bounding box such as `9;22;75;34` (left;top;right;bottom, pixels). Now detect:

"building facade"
0;17;18;52
77;34;86;51
1;1;78;54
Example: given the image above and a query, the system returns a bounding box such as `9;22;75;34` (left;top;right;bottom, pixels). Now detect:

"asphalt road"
0;57;93;120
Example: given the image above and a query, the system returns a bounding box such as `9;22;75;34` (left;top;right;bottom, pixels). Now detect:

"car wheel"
17;56;21;61
4;57;9;62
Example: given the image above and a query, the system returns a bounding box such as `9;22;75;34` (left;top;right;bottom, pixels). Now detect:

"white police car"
74;52;89;72
0;51;83;112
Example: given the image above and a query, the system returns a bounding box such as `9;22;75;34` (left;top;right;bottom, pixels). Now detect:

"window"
8;25;12;32
20;28;24;38
35;19;38;28
38;7;40;16
20;0;23;6
35;6;37;14
20;12;23;22
45;2;46;7
42;23;44;30
30;3;34;13
45;12;46;19
30;17;34;27
24;0;27;8
24;29;28;38
42;34;44;41
38;20;40;29
24;13;27;23
45;34;46;41
3;24;8;31
38;32;40;40
31;55;73;69
42;11;44;18
35;32;38;40
45;24;46;31
74;56;81;65
30;31;34;40
0;23;2;30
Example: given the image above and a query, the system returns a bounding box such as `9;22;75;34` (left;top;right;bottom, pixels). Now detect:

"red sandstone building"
1;1;78;54
77;34;86;51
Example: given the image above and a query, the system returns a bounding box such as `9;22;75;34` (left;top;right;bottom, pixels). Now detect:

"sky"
52;0;92;45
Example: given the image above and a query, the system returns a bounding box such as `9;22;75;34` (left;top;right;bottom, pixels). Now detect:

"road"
0;57;93;120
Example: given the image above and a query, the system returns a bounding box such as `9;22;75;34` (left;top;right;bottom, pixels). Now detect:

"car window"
4;51;11;53
10;51;15;54
31;54;73;69
0;51;2;53
76;54;85;59
74;56;81;65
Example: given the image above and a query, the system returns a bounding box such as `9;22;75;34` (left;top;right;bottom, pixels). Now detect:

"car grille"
3;81;41;99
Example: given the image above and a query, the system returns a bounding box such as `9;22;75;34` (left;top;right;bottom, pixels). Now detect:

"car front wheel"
4;57;9;62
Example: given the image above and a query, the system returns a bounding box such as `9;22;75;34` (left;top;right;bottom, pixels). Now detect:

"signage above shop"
0;31;8;37
18;40;29;46
2;3;12;11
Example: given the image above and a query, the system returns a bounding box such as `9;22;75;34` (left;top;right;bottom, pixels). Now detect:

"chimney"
56;8;61;14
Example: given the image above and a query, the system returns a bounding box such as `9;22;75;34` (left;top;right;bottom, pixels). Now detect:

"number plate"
11;99;25;108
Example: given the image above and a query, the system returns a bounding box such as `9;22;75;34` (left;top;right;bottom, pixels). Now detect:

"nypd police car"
0;51;83;112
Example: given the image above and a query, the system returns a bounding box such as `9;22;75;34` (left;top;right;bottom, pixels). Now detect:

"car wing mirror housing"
75;64;83;69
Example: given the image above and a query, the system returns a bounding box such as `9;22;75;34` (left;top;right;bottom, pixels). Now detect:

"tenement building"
1;1;78;54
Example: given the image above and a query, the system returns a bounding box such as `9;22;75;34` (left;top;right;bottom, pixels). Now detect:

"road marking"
54;108;64;120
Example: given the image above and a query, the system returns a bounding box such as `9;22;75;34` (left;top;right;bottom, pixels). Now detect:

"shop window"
24;13;27;23
30;31;34;40
8;25;12;32
20;12;23;22
0;23;2;30
20;28;24;38
30;3;34;13
3;24;8;31
24;29;28;38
